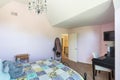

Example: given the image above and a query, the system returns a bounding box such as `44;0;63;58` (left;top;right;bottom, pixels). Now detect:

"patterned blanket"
11;59;84;80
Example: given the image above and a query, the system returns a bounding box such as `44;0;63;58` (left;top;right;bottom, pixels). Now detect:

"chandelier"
28;0;47;14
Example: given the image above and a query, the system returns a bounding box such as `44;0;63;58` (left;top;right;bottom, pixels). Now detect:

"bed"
11;59;85;80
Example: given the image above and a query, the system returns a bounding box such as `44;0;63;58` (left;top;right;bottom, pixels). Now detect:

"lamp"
28;0;47;14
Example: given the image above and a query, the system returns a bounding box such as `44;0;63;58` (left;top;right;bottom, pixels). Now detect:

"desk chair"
92;52;112;80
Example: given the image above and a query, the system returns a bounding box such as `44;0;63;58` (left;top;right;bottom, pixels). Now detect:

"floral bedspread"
12;59;84;80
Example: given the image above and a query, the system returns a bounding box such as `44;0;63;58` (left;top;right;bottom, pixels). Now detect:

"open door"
68;33;78;62
61;34;68;59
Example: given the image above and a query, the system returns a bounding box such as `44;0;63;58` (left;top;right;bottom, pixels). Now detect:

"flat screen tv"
104;31;114;41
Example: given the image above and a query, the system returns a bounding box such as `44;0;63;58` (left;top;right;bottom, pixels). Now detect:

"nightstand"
15;54;29;63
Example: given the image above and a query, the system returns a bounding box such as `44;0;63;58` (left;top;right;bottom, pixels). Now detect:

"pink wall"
100;23;114;56
0;2;68;62
69;22;114;64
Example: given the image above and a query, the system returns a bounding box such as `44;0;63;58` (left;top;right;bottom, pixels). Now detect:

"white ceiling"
114;0;120;9
0;0;27;7
0;0;114;28
47;0;114;28
53;0;114;28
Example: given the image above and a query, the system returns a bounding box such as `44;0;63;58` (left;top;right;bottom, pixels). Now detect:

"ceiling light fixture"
28;0;47;14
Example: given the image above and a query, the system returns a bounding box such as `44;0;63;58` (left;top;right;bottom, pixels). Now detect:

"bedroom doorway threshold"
61;34;69;60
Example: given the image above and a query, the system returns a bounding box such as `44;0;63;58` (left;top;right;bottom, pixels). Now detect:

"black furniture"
104;31;114;41
92;56;115;80
110;47;115;57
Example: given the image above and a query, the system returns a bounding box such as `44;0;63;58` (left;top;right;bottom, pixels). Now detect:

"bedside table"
15;54;29;63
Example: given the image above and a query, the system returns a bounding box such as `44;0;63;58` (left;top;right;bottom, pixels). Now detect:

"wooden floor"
62;58;114;80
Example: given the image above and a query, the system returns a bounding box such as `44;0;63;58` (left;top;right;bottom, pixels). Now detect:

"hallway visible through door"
61;34;68;59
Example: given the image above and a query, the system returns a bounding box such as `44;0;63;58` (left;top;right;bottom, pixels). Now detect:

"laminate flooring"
62;58;114;80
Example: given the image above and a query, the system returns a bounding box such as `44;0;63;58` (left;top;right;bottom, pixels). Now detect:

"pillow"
5;61;24;79
0;59;2;71
3;64;9;73
2;61;9;73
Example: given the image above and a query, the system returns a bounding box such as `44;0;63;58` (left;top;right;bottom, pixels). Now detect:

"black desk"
92;56;115;80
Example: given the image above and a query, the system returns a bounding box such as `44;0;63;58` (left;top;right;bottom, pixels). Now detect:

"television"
104;31;114;41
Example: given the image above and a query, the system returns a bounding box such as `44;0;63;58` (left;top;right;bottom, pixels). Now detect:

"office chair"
92;52;112;80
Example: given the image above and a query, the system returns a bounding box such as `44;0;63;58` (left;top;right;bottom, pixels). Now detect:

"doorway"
61;34;68;59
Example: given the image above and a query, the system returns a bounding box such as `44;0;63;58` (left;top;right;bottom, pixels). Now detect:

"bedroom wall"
0;1;115;64
0;1;68;62
115;7;120;80
113;0;120;79
69;26;101;63
100;23;114;56
69;22;114;64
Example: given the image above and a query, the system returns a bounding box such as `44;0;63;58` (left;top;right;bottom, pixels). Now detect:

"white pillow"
2;61;9;73
0;59;3;71
3;64;9;73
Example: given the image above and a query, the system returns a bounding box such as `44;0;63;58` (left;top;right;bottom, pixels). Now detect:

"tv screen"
104;31;114;41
